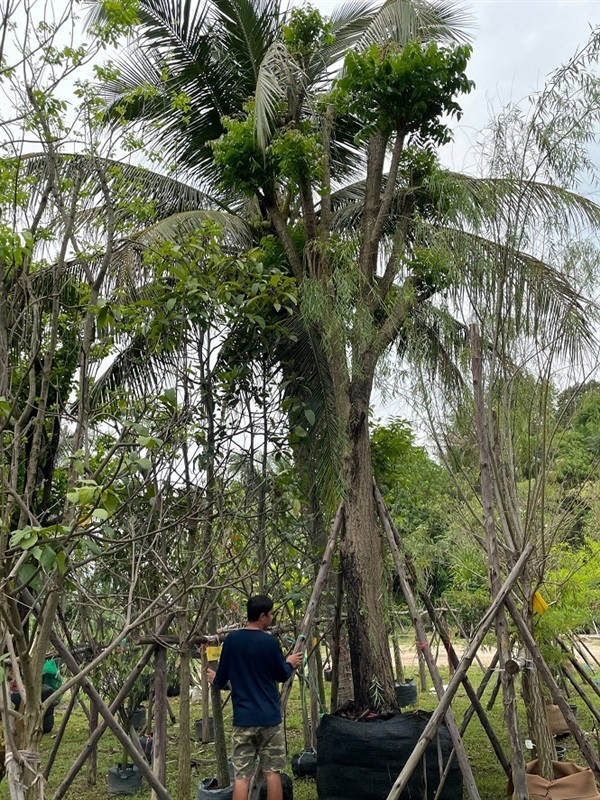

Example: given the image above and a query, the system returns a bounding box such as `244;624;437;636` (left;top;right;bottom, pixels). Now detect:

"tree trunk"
177;616;192;800
340;383;396;711
87;698;98;786
151;643;168;799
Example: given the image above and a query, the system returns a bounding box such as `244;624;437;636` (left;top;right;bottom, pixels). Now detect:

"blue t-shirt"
213;628;293;727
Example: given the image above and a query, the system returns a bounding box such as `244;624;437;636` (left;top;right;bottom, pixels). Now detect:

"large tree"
88;0;600;713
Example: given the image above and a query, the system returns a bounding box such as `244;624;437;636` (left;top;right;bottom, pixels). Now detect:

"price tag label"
206;645;222;661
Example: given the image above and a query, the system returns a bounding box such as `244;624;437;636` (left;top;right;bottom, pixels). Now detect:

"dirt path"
397;634;600;673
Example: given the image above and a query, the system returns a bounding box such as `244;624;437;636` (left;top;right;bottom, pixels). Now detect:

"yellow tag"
533;591;549;616
206;645;222;661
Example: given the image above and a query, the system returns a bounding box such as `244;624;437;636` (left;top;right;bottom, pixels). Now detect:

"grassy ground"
2;653;599;800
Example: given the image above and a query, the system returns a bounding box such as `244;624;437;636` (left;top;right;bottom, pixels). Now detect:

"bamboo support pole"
43;686;80;781
384;543;534;800
504;594;600;779
433;652;501;800
50;633;171;800
330;566;344;712
470;324;528;800
279;502;343;713
376;485;481;800
420;590;510;776
248;503;342;800
557;638;600;701
561;664;600;725
52;614;175;800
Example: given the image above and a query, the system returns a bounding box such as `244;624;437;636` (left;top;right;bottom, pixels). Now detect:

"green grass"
2;656;599;800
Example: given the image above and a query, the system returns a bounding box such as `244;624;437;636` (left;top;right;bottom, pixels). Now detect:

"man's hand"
206;667;216;685
286;652;302;670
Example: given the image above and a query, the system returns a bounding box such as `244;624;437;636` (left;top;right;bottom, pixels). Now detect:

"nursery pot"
317;711;462;800
107;764;142;796
131;707;146;731
292;747;317;779
196;773;293;800
195;717;215;742
196;778;233;800
555;745;566;762
395;679;418;708
139;734;153;763
323;668;332;682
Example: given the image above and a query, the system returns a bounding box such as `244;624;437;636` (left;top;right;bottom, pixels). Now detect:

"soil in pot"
107;764;142;796
317;711;462;800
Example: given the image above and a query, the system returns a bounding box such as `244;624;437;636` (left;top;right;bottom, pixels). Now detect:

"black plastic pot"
167;682;181;698
196;773;293;800
292;748;318;779
395;679;418;708
107;764;142;796
194;718;215;742
196;778;233;800
11;686;55;734
323;668;332;682
259;773;293;799
555;745;566;761
131;708;146;731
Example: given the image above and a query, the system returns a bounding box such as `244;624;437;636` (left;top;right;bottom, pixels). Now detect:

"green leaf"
160;387;177;409
40;547;57;572
304;408;316;426
92;508;109;520
56;551;68;575
137;457;152;471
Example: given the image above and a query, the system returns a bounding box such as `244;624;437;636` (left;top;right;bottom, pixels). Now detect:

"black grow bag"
259;773;293;799
197;774;292;800
395;679;418;708
292;748;318;779
196;778;233;800
317;711;463;800
107;765;142;796
195;717;215;741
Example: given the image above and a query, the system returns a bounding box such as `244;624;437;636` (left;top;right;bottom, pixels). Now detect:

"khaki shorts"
231;725;286;779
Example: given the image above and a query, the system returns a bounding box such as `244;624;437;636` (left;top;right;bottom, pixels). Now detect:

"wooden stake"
470;323;528;800
376;485;481;800
505;595;600;779
420;589;509;776
50;633;171;800
383;542;533;800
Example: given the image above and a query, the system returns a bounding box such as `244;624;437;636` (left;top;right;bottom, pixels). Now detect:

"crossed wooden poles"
20;484;600;800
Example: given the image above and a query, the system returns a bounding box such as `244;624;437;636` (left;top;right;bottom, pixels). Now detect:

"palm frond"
87;335;175;413
254;41;296;150
443;172;600;234
438;226;598;362
358;0;473;49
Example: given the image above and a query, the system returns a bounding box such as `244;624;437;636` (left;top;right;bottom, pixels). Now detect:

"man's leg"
264;771;283;800
232;777;250;800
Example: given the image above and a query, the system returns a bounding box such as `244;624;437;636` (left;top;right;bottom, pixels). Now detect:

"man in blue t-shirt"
207;595;302;800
